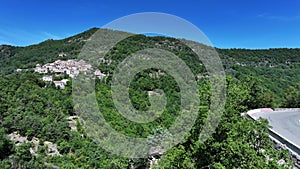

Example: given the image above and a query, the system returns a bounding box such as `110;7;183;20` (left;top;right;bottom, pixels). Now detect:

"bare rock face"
29;137;40;156
8;132;62;157
66;116;79;131
44;141;62;157
8;132;28;146
149;156;159;169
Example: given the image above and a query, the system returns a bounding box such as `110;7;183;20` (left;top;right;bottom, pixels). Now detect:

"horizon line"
1;27;300;50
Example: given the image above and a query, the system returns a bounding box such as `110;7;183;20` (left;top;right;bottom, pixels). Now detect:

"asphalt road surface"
251;111;300;148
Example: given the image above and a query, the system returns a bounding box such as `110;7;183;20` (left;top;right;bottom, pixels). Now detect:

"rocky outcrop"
44;141;62;157
8;131;61;157
8;132;28;146
29;137;40;156
149;156;159;169
66;116;79;131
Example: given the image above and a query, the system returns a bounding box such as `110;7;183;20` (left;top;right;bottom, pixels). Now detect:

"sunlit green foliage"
0;28;297;168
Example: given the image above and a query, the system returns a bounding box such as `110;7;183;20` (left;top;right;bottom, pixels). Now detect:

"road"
250;110;300;149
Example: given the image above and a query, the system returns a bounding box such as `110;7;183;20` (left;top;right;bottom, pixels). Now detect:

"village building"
61;79;69;84
94;69;107;79
53;81;65;89
34;66;48;73
53;79;68;89
42;75;53;82
58;52;67;57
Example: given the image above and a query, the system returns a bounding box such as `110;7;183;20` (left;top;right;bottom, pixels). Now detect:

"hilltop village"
33;59;106;89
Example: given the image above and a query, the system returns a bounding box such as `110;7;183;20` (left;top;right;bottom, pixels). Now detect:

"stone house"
42;75;53;82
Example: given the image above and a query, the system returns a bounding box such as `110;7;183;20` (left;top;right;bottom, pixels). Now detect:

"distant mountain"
0;28;299;100
143;32;171;37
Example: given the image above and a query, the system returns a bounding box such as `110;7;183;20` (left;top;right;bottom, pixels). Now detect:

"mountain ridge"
0;28;299;102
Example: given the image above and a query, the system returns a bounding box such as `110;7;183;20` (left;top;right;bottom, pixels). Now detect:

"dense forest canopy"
0;28;299;168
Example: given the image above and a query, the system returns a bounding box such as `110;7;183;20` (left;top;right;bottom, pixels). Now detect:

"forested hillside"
0;28;299;168
219;48;300;103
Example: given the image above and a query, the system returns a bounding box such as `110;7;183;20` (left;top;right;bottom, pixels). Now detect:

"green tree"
0;128;14;160
282;84;300;107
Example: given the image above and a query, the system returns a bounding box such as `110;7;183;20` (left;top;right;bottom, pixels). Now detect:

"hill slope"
1;28;299;103
0;28;298;168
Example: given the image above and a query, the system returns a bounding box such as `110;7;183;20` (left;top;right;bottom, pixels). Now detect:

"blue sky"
0;0;300;49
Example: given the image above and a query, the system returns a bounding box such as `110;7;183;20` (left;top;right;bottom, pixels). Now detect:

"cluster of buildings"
53;79;69;89
41;75;69;89
34;59;107;89
34;59;93;78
